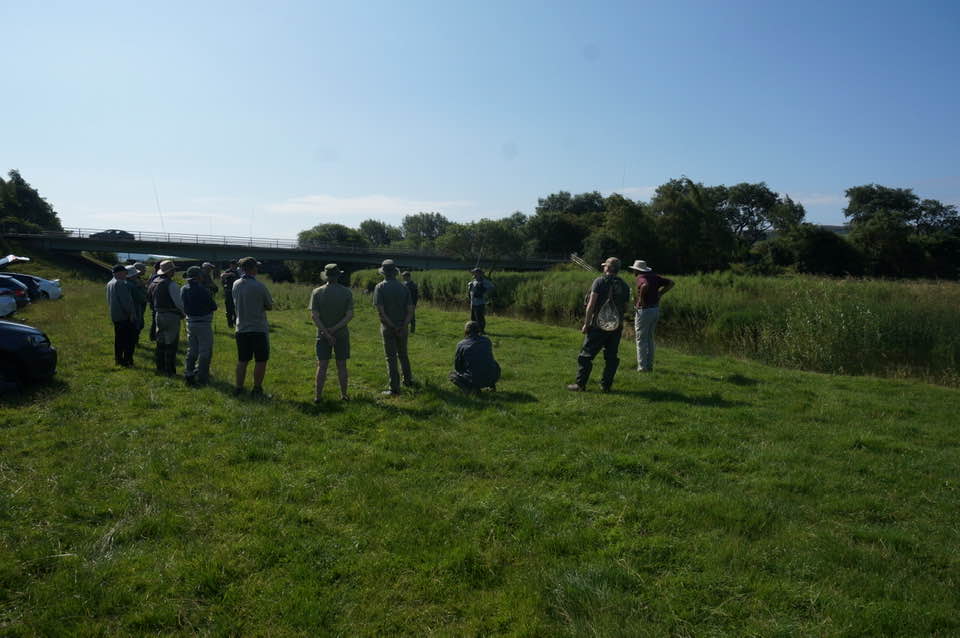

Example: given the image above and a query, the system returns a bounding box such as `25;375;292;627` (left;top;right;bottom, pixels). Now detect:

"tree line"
0;170;64;234
297;177;959;279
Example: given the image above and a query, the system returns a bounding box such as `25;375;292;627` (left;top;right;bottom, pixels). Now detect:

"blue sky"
2;0;958;238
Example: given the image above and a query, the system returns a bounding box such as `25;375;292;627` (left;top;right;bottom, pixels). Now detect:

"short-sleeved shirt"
372;278;411;325
309;283;354;337
233;275;273;334
589;275;630;327
468;278;494;306
402;280;419;305
635;273;673;308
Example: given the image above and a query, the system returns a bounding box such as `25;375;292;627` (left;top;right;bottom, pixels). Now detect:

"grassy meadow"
353;269;960;386
2;267;960;636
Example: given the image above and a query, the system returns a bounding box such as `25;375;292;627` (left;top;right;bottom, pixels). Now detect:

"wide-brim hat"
470;267;483;274
112;264;127;273
627;259;652;272
125;265;140;277
157;259;176;275
379;259;398;275
599;257;621;271
238;256;260;270
186;265;203;279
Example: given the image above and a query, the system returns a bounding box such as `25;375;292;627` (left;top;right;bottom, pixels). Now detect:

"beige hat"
322;263;343;281
599;257;621;272
379;259;398;275
157;259;176;276
627;259;652;273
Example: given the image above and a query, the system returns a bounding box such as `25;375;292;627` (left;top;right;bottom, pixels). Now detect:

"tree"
844;184;919;225
0;170;64;231
359;219;402;246
649;177;734;273
297;223;368;248
401;212;451;248
766;224;863;276
583;194;660;265
768;194;806;234
722;182;780;245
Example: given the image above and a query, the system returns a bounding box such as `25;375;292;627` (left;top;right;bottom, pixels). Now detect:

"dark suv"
0;272;43;301
0;320;58;388
0;276;31;308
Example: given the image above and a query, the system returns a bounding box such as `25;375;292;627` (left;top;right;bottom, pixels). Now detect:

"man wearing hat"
401;271;419;334
309;263;354;402
233;257;274;397
467;267;495;333
125;265;148;348
147;259;184;375
200;262;219;297
628;259;674;372
373;259;415;395
220;260;240;328
567;257;631;392
181;265;218;386
106;264;138;367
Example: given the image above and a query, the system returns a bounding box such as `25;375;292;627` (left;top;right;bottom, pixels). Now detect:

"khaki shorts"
316;328;350;361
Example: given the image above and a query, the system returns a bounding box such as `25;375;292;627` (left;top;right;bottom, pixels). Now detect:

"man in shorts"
309;263;354;402
233;256;274;397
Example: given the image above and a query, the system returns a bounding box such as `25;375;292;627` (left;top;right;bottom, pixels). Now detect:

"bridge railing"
1;227;565;262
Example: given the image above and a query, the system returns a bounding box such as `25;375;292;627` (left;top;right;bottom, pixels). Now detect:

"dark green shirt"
373;278;411;325
309;283;354;337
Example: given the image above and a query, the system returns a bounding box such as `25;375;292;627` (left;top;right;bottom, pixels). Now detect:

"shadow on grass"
0;378;70;409
428;383;538;407
614;389;749;408
666;370;759;387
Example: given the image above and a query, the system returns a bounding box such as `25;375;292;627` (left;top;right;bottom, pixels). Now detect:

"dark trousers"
224;296;236;328
576;327;622;389
409;308;416;334
113;320;137;366
471;305;486;333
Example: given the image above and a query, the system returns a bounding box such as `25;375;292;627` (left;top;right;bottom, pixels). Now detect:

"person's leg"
235;334;249;390
184;321;198;380
315;359;329;400
196;321;213;384
476;305;486;333
381;326;400;393
601;330;622;390
253;361;267;389
165;322;180;376
335;359;349;399
252;334;269;391
236;361;248;389
397;330;413;385
646;308;659;371
113;321;123;365
123;320;138;365
409;310;416;334
574;329;604;388
637;307;659;371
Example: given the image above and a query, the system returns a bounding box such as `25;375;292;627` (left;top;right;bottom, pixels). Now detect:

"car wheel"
0;356;20;393
41;291;50;300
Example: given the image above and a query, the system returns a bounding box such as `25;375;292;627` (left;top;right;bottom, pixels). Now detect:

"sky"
2;0;959;239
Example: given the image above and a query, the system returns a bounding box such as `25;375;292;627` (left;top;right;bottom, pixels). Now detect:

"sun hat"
125;265;140;277
322;263;343;281
599;257;621;272
379;259;398;275
201;262;214;269
238;256;260;270
186;266;203;279
134;262;147;273
112;264;127;273
626;259;652;273
157;260;176;276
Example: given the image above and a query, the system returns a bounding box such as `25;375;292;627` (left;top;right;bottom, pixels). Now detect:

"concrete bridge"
3;228;562;272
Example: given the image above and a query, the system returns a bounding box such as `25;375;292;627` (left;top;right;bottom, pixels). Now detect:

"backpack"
595;279;623;332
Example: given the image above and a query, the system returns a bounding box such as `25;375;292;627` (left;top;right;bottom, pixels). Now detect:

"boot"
165;345;178;376
154;344;166;373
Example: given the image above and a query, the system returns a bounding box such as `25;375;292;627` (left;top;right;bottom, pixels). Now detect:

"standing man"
146;261;163;341
233;256;274;397
309;263;354;402
627;259;675;372
567;257;631;393
147;260;184;376
220;260;240;329
200;262;219;296
373;259;414;396
106;264;138;367
467;267;494;333
126;265;148;348
181;266;218;386
401;271;419;334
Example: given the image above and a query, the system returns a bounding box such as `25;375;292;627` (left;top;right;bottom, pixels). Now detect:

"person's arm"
399;303;413;334
636;280;648;307
581;292;599;334
311;309;336;345
263;286;274;311
659;278;675;296
454;342;466;373
377;304;396;329
168;282;185;314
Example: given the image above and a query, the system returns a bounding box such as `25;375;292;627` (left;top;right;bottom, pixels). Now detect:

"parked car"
0;254;30;268
89;229;136;241
0;276;31;309
0;294;15;318
0;272;43;301
25;275;63;300
0;320;57;388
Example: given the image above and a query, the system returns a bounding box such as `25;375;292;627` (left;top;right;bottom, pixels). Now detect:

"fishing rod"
569;253;597;272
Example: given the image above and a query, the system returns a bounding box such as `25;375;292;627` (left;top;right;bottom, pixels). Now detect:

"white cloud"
795;193;847;206
616;186;658;200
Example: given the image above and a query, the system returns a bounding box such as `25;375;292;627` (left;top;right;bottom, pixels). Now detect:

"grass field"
2;272;960;636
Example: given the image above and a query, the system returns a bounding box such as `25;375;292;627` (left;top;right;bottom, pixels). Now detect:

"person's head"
134;262;147;274
323;263;342;283
125;265;140;279
470;267;483;280
228;260;238;270
401;271;411;281
238;256;259;275
600;257;621;275
112;264;127;280
157;260;176;278
379;259;398;279
464;320;481;338
152;262;162;273
186;265;203;281
201;262;214;272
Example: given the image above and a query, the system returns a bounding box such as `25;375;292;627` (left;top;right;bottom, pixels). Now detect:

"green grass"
2;271;960;636
352;268;960;386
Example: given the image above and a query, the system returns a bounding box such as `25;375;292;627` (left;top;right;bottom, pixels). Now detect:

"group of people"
105;253;671;400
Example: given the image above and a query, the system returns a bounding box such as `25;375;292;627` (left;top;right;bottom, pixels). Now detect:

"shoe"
251;386;271;399
340;395;349;402
185;376;197;387
313;397;322;405
566;384;585;392
600;385;611;393
381;389;400;396
232;387;244;397
403;378;418;387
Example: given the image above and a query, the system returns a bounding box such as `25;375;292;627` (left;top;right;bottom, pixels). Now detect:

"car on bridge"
89;229;136;241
